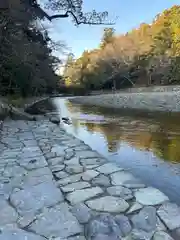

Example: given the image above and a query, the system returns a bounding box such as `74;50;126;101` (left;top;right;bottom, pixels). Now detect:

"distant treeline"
63;5;180;91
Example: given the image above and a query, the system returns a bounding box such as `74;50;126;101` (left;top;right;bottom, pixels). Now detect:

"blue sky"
46;0;180;59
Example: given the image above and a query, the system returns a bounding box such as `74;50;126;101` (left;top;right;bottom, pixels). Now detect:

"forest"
64;5;180;91
1;2;180;97
0;0;109;97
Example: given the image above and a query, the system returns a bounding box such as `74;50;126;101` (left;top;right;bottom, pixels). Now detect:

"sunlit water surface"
53;98;180;204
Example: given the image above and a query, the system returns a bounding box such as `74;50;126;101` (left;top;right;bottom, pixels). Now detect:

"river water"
53;97;180;204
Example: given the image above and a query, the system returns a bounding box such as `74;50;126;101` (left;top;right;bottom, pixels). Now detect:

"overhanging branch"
0;0;115;25
30;1;115;25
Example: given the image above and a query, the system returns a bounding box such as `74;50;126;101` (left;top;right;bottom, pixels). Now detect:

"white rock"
153;231;174;240
61;182;90;192
111;171;138;186
66;165;84;174
64;157;80;165
10;182;64;216
157;202;180;230
107;186;133;200
86;196;129;213
0;228;46;240
82;170;99;181
66;187;103;205
156;217;167;231
127;202;143;214
85;165;100;169
51;146;65;156
135;187;169;206
0;199;18;226
28;203;82;238
57;174;82;186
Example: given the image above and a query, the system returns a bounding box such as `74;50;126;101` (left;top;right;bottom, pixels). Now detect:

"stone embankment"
0;118;180;239
71;88;180;112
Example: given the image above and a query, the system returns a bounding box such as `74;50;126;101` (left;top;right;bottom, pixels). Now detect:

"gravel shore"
0;118;180;239
71;91;180;112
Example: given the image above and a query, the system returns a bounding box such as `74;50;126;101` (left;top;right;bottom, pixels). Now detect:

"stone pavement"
0;119;180;240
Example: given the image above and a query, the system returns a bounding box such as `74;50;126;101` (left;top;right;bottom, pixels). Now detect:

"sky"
45;0;180;61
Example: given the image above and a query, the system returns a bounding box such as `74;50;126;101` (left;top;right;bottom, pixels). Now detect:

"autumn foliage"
63;5;180;91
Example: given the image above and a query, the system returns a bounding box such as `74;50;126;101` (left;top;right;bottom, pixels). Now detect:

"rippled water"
53;97;180;204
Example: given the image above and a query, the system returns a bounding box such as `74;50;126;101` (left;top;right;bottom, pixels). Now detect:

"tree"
0;0;114;25
64;5;180;91
100;28;115;49
0;0;61;96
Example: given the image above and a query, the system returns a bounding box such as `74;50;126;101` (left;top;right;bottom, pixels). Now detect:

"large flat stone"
10;182;63;216
48;156;64;166
82;170;99;181
86;196;129;213
123;180;146;189
54;171;69;179
64;157;80;165
3;165;27;178
71;203;92;224
66;187;103;205
44;152;57;159
96;163;123;174
65;165;84;174
65;150;75;159
156;216;167;231
17;155;47;170
131;206;157;232
28;203;82;238
130;229;154;240
87;213;131;239
0;199;18;226
135;187;169;206
19;147;42;159
114;215;132;237
157;202;180;230
61;181;90;192
85;164;100;169
50;164;65;172
111;171;139;186
51;145;66;156
0;228;46;240
107;186;133;200
57;174;82;186
22;167;53;186
92;174;110;187
87;214;120;238
127;202;143;214
153;231;174;240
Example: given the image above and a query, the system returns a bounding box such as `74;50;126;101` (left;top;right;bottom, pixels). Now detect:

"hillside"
64;5;180;91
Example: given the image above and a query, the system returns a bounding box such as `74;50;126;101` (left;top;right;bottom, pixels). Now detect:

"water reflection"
53;98;180;203
65;100;180;163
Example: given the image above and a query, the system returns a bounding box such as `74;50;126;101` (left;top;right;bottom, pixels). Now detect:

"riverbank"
70;90;180;112
0;118;180;239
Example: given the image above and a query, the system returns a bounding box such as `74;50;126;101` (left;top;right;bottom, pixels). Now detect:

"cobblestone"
0;119;178;239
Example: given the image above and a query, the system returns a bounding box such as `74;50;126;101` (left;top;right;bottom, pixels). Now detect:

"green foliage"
64;5;180;90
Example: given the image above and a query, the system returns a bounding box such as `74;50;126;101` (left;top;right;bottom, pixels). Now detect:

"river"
53;97;180;204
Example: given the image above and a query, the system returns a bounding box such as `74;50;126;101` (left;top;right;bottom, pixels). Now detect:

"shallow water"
54;97;180;204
